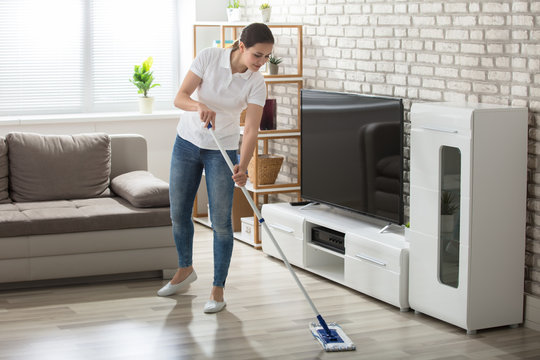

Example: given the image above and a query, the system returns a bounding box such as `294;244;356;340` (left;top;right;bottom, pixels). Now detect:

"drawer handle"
355;253;387;267
420;125;458;134
269;223;294;234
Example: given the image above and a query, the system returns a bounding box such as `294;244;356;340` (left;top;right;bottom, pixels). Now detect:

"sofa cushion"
0;197;171;238
0;137;9;203
7;132;111;202
111;171;169;208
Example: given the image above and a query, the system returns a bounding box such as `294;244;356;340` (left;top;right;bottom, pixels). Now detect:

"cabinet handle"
420;125;458;134
269;223;294;233
355;253;387;267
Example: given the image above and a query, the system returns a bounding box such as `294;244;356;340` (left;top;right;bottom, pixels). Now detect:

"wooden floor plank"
0;223;539;360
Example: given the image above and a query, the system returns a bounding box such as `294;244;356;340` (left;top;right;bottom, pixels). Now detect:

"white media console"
260;202;410;311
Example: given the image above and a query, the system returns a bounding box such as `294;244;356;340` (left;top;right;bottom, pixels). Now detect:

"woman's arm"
173;70;217;129
232;103;263;186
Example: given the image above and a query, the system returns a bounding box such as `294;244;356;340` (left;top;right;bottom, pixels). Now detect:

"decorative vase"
138;96;154;114
260;7;271;22
268;63;279;75
260;99;277;130
226;8;241;22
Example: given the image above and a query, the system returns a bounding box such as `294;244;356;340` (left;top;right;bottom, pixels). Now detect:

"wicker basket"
248;154;284;185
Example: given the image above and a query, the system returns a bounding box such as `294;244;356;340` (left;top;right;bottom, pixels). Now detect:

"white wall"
0;117;178;182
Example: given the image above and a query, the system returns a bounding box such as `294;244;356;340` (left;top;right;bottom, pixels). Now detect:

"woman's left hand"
232;164;248;187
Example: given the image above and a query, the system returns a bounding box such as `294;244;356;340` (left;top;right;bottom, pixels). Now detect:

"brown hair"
231;23;274;51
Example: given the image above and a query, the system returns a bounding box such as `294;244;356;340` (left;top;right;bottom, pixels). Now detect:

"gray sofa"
0;132;177;285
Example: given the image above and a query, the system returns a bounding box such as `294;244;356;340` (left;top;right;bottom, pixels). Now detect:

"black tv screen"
301;89;404;224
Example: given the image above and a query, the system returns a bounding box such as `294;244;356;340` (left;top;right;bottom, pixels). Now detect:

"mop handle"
206;124;321;318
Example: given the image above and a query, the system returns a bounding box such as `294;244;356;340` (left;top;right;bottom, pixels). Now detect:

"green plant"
268;54;282;65
441;191;458;215
130;57;160;97
259;3;270;10
227;0;240;8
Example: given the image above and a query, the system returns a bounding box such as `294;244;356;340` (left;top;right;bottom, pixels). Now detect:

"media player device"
311;226;345;254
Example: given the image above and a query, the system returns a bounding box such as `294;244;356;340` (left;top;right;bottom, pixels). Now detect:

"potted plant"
130;56;160;114
226;0;242;22
441;190;458;233
268;54;282;75
259;3;271;22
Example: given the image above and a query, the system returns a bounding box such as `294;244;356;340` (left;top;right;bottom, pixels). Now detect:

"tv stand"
261;202;410;311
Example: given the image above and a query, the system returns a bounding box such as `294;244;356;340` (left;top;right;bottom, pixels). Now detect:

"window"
0;0;179;116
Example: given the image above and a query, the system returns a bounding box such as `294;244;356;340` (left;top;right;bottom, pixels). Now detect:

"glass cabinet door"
439;146;461;288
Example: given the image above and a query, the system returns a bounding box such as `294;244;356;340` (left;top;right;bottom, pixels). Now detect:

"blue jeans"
169;135;237;287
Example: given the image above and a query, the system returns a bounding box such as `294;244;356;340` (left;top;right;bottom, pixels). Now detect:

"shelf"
193;216;211;228
243;180;300;194
194;21;302;26
263;76;303;82
306;242;345;259
193;217;262;248
240;127;300;138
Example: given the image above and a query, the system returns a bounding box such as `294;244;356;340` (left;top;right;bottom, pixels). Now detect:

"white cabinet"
261;202;410;311
408;102;528;334
261;205;305;267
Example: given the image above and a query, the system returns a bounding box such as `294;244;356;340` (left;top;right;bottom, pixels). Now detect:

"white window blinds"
0;0;178;116
0;0;84;114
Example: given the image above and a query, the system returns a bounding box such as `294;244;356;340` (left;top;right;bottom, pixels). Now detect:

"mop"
207;124;356;352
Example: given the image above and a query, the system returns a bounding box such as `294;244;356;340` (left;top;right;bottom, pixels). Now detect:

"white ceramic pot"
138;96;154;114
268;62;279;75
261;7;271;22
226;8;241;22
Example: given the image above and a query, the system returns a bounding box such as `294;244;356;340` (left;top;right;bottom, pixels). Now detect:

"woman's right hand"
198;103;216;129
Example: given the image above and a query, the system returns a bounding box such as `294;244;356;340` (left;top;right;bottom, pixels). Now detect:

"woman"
157;23;274;314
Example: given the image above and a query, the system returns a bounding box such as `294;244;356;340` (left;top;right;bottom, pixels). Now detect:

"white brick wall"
243;0;540;300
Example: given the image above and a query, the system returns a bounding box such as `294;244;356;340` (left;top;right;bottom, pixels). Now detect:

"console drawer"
261;204;305;268
345;233;404;273
344;233;409;310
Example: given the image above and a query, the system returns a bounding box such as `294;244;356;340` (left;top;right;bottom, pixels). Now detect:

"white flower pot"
138;96;154;114
260;8;271;22
226;8;241;22
268;62;279;75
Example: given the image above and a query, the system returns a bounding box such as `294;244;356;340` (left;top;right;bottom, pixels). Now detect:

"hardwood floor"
1;223;539;360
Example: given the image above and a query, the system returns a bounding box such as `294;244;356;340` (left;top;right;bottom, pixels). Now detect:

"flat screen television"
301;89;404;225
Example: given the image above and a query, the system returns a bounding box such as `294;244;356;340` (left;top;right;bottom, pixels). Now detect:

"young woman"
157;23;274;314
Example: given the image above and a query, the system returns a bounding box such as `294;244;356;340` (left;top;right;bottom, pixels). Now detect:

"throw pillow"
7;132;111;202
111;170;169;208
0;137;9;203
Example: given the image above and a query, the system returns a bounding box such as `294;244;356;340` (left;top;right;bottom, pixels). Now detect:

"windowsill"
0;110;182;126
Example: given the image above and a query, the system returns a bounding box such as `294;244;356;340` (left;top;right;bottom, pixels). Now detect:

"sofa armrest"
110;134;148;178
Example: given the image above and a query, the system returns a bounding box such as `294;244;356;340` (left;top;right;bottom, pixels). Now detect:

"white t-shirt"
177;47;267;150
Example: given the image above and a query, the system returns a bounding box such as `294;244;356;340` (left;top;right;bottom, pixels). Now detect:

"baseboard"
0;270;163;291
524;293;540;331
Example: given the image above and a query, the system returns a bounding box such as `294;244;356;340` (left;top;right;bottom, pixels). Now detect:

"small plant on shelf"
259;3;271;22
267;53;282;75
441;191;458;215
268;54;282;65
226;0;242;22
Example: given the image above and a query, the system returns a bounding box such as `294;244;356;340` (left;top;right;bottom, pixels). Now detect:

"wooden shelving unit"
192;22;303;248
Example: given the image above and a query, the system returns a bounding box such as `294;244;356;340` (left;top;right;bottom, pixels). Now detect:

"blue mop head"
309;320;356;352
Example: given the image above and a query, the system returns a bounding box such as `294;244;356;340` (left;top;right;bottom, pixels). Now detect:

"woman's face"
241;42;274;72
